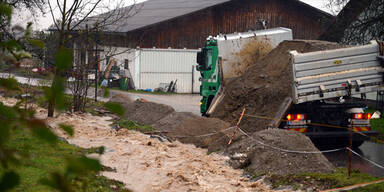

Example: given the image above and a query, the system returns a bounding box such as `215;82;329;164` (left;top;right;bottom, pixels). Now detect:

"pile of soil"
123;100;175;125
212;40;343;133
108;93;133;107
226;129;335;175
152;112;236;152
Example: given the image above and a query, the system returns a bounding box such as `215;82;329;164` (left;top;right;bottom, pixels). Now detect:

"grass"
266;168;384;191
369;118;384;141
364;108;384;141
2;128;131;192
118;118;153;132
84;99;106;116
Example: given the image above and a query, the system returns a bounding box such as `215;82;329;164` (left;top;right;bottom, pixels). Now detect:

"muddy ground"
110;93;334;176
0;96;284;192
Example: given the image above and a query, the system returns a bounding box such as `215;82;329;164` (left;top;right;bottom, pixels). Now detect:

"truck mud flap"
268;97;292;128
206;86;225;115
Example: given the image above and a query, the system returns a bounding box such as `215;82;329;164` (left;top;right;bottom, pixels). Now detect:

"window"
205;49;213;69
124;59;129;70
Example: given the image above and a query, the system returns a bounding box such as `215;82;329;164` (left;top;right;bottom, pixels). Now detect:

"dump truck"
280;40;383;147
198;32;383;147
197;27;293;115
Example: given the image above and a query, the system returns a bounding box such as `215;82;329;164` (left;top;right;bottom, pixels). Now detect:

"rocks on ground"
226;129;335;175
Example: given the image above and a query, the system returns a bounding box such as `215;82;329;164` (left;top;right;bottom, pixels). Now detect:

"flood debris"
226;129;335;175
152;112;238;152
122;99;175;125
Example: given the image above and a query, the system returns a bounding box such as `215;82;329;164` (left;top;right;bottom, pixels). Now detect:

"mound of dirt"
152;112;237;152
212;40;343;133
123;100;175;125
226;129;335;175
108;93;133;106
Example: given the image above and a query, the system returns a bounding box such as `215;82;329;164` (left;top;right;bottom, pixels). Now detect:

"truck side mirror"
197;52;202;64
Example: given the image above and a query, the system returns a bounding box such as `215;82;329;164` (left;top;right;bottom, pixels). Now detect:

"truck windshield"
205;49;213;70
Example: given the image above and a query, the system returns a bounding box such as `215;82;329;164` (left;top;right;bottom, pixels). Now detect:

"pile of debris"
109;94;240;152
226;129;335;175
152;112;234;152
109;94;174;125
211;40;342;133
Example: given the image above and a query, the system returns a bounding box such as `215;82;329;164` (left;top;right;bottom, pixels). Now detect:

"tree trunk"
318;0;374;42
48;99;54;117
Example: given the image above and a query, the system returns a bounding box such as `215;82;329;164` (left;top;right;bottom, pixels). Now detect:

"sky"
12;0;336;31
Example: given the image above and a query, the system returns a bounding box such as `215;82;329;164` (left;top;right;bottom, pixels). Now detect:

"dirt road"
0;73;201;115
87;88;201;115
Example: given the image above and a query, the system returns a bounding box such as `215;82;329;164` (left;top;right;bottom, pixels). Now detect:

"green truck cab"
196;38;220;115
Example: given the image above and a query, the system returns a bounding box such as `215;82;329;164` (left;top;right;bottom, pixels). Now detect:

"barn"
93;0;333;49
74;0;334;93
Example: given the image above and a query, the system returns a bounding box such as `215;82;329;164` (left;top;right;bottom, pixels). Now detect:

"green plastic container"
120;77;129;90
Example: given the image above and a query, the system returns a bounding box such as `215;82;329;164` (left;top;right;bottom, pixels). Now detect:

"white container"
136;48;200;93
97;47;200;93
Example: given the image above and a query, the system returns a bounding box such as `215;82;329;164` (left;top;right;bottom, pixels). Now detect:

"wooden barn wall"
102;0;332;49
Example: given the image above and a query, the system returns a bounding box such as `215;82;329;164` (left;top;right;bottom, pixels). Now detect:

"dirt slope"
226;129;335;175
211;40;342;133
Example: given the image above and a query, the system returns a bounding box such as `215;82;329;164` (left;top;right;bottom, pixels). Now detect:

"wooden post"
228;108;246;145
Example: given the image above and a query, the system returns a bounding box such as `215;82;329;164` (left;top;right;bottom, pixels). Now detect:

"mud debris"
152;112;239;152
123;100;175;125
226;129;335;175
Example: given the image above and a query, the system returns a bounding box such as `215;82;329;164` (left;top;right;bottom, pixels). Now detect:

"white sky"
12;0;335;31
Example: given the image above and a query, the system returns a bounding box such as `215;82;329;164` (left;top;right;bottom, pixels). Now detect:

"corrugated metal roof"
82;0;230;32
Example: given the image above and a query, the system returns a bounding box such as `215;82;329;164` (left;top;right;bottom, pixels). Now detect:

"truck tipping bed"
290;40;384;104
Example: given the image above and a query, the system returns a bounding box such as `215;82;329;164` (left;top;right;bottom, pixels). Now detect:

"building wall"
136;48;200;93
103;0;332;49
